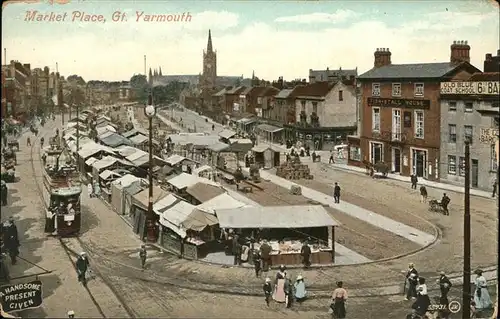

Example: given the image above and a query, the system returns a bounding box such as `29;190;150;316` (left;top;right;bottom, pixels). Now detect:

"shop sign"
0;280;43;313
479;128;499;144
440;81;500;95
367;97;430;109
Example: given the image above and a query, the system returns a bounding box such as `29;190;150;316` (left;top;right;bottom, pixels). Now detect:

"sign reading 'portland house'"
440;81;500;95
0;280;43;313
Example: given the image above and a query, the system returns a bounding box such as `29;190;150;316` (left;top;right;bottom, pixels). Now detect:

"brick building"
484;49;500;73
348;41;480;180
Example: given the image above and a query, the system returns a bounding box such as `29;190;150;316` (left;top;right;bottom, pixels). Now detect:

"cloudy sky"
2;0;498;82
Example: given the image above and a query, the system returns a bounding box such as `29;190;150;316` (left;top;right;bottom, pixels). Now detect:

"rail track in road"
28;127;137;319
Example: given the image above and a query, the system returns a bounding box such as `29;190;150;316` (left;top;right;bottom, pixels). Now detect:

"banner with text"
0;280;43;313
440;81;500;95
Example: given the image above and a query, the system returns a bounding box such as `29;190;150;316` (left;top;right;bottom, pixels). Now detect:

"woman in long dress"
272;265;287;303
473;269;493;310
331;281;347;318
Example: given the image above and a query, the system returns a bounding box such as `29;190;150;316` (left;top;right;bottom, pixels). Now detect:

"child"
263;278;272;306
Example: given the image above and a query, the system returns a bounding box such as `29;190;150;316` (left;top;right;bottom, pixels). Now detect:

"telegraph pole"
462;139;471;318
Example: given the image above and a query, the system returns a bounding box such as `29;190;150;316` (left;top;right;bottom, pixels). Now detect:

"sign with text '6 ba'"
0;280;43;313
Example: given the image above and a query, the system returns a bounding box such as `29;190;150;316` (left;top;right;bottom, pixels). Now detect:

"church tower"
148;68;153;86
201;29;217;90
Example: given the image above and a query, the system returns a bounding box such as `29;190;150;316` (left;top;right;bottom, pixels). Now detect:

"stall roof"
92;155;121;170
97;130;115;139
236;117;257;125
129;153;150;167
96;121;118;129
218;129;237;139
99;169;120;180
96;125;117;135
207;142;230;152
114;145;141;157
229;138;252;145
78;142;116;159
186;182;225;203
167;173;218;190
216;205;340;229
99;133;132;148
122;128;148;138
123;182;144;196
167;134;220;147
85;157;99;166
111;173;140;189
97;115;112;122
129;134;148;145
194;193;248;215
192;165;211;175
133;186;169;210
256;123;283;133
155;194;196;227
164;154;186;166
251;144;282;153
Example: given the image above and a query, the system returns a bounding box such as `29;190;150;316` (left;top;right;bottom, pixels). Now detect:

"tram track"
28;127;136;319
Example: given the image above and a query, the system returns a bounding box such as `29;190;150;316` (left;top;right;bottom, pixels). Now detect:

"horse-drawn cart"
428;199;447;215
363;160;390;178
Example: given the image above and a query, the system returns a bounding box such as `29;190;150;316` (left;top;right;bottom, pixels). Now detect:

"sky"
2;0;499;82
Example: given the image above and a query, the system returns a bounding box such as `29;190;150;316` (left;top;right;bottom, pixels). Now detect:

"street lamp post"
462;139;471;318
144;92;158;242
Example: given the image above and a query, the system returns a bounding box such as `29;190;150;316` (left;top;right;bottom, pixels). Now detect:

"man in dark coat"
2;217;19;265
233;239;242;266
253;250;261;277
440;193;450;215
410;174;418;189
1;181;8;206
263;278;273;306
139;244;147;270
259;240;272;272
284;277;294;308
333;182;341;204
438;271;452;299
76;252;90;285
405;263;419;300
300;240;311;268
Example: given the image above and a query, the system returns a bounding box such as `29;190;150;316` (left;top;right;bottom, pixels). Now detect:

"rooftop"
358;62;480;80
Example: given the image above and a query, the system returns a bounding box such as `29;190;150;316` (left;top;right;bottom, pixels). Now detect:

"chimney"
374;48;392;68
23;64;30;71
450;40;471;64
497;49;500;56
485;53;493;61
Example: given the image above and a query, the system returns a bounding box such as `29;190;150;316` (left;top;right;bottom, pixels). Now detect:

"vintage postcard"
1;1;499;318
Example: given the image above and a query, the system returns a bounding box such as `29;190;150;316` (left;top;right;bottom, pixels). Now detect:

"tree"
151;81;187;105
130;74;148;103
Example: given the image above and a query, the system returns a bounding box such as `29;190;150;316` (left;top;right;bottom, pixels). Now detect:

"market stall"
215;205;340;265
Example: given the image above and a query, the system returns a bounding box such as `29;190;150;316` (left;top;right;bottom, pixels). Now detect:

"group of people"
262;265;307;309
404;263;493;318
413;175;451;215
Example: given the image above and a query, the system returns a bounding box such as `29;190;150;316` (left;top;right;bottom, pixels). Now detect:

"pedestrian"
333;182;341;204
273;265;287;303
139;244;147;270
76;252;89;286
300;239;311;268
67;310;75;318
87;183;93;198
413;277;431;316
263;277;273;306
253;250;261;278
419;186;428;203
294;275;307;302
405;263;419;300
259;240;272;272
440;193;450;216
410;174;418;189
492;176;498;198
329;150;335;164
1;181;8;206
27;137;31;146
233;237;242;266
473;269;493;312
330;281;347;319
284;277;294;308
437;271;452;300
2;216;19;265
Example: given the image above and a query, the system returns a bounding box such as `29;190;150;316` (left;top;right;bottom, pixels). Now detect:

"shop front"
283;125;356;150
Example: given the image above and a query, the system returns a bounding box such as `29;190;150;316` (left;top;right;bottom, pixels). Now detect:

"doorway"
471;159;479;187
370;142;383;164
392;148;401;173
412;148;427;178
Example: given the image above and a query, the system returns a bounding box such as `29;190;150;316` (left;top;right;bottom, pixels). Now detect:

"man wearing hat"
2;216;19;265
76;252;90;285
404;263;419;300
67;310;75;318
437;271;452;299
263;278;272;306
1;180;8;206
259;240;272;272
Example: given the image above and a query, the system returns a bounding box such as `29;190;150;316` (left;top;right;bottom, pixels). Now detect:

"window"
464;125;473;144
492;144;498;171
349;146;361;161
449;124;457;143
312;102;318;113
392;109;401;140
459;156;466;176
372;107;380;131
338;90;343;101
392;83;401;97
370;142;383;164
447;155;457;175
464;102;473;113
448;101;457;111
300;100;306;112
494;117;500;128
414;110;424;139
414;83;424;97
372;83;380;96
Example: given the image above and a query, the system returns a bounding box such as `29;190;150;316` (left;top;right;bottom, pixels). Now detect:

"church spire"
159;67;162;77
207;29;213;52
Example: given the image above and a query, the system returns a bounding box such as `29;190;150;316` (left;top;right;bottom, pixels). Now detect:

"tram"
41;140;82;237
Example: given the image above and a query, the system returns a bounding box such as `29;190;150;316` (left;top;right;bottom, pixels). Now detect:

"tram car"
42;145;82;237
